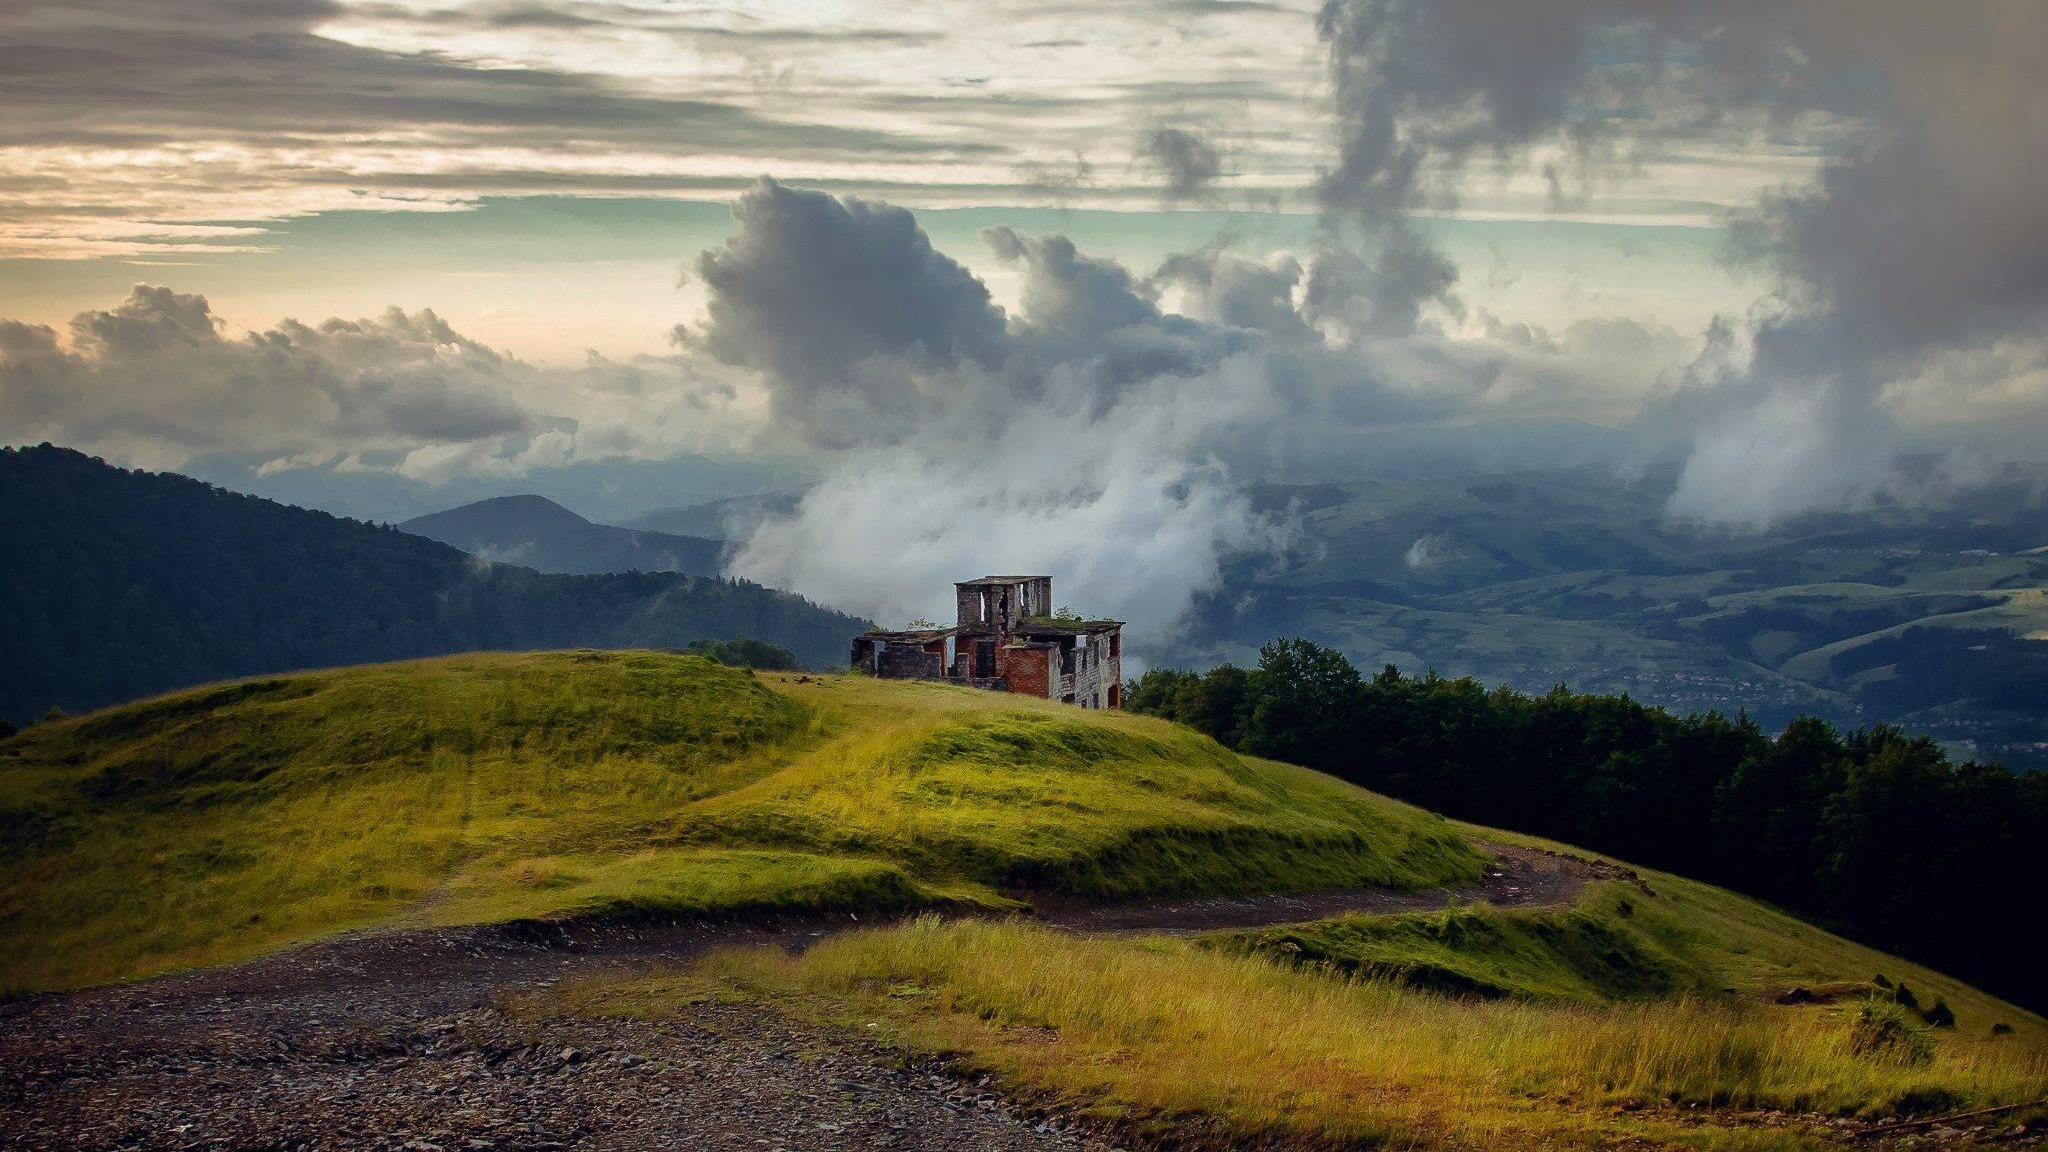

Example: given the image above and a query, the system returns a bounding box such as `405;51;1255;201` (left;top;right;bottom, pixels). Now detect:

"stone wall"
876;646;944;680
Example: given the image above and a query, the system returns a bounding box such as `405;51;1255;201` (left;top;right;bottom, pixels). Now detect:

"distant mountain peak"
399;492;724;577
401;494;591;533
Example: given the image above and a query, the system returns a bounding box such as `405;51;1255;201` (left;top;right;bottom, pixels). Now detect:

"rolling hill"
0;445;869;724
3;651;2042;1150
0;650;1480;990
400;494;724;576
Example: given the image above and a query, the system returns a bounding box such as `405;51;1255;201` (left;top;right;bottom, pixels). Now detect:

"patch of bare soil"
0;918;1115;1152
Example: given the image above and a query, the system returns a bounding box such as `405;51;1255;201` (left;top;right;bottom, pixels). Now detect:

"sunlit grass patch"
624;916;2048;1151
0;652;1480;989
1210;883;1703;1003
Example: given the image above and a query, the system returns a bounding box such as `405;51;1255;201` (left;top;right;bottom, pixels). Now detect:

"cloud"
0;285;753;477
0;0;1342;257
706;185;1300;637
984;226;1166;348
731;356;1291;638
709;181;1691;640
1309;0;2048;526
1402;533;1452;571
5;0;1843;258
1138;127;1224;201
1154;250;1316;345
682;179;1008;447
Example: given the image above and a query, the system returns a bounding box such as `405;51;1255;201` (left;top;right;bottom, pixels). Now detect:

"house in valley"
849;576;1123;708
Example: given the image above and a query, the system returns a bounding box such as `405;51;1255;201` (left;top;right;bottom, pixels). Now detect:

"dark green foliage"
683;638;800;670
1128;638;2048;1013
0;445;870;723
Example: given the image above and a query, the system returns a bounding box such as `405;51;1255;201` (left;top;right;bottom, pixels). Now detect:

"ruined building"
850;576;1124;708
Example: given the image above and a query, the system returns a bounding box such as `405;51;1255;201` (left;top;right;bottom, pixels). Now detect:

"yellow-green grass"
549;825;2048;1150
0;650;1478;991
1453;824;2047;1044
1212;883;1703;1004
564;900;2048;1151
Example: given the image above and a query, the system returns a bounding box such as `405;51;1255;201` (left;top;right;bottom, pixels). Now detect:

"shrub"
1850;999;1933;1065
683;638;801;671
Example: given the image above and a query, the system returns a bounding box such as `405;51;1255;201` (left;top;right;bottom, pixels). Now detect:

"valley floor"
0;848;1596;1152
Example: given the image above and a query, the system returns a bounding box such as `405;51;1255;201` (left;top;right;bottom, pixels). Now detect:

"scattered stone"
0;919;1118;1152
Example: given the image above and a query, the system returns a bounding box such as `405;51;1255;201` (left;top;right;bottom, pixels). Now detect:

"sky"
3;0;2046;631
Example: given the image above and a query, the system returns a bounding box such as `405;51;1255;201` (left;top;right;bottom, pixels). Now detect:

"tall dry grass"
691;916;2048;1150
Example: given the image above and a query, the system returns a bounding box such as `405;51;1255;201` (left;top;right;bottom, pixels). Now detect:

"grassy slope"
0;651;1477;991
571;855;2048;1151
11;650;2046;1147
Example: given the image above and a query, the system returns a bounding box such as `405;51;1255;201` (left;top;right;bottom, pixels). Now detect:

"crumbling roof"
861;627;958;643
1015;617;1122;637
955;575;1050;587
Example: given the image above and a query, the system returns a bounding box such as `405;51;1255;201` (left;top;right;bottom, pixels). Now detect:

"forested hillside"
1129;639;2048;1013
0;445;868;723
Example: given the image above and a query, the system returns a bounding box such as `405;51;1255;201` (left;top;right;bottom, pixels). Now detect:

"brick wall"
999;646;1052;698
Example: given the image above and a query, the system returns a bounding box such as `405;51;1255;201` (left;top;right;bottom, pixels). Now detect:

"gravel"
0;844;1613;1151
0;918;1116;1152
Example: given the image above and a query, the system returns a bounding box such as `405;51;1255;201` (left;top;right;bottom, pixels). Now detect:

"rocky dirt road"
0;843;1603;1151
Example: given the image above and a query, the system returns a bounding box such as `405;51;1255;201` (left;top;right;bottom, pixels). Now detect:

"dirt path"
0;843;1618;1151
1031;841;1633;934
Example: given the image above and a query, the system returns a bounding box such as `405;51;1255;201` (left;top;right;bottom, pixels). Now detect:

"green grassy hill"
0;650;1476;990
6;651;2043;1149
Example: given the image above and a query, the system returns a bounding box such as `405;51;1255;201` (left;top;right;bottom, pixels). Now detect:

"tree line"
1126;638;2048;1013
